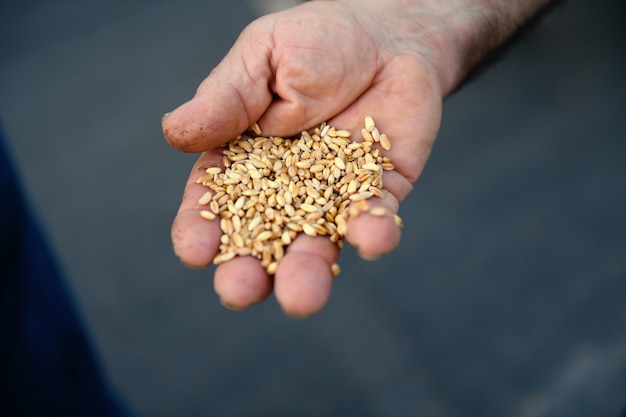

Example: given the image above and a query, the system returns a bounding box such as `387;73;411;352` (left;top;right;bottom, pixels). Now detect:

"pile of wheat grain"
196;116;402;276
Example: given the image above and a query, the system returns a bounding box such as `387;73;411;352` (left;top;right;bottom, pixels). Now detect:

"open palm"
162;1;444;317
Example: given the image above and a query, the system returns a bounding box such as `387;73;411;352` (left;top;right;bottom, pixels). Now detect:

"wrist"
333;0;553;95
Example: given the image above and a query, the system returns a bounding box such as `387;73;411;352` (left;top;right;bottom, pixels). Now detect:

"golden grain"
310;164;325;173
353;200;370;213
349;191;374;202
394;214;404;228
250;122;262;136
231;215;242;232
361;128;374;143
256;230;274;242
266;262;278;275
302;223;317;236
379;133;391;150
299;203;319;213
336;216;348;235
196;117;402;275
213;251;236;264
236;247;252;257
206;167;222;175
369;186;383;198
198;191;213;205
334;157;346;170
232;233;244;248
381;162;395;171
200;210;216;220
370;206;387;217
371;127;380;142
362;163;380;172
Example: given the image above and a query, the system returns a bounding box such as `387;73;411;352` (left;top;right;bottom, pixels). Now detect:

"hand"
162;1;447;317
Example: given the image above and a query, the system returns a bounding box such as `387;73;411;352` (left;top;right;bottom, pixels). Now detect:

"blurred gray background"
1;0;625;416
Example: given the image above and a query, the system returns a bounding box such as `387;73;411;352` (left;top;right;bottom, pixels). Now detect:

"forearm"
332;0;555;95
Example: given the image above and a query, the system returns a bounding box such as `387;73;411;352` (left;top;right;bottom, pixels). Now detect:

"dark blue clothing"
0;126;129;417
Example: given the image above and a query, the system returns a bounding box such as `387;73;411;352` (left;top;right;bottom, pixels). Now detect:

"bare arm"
334;0;555;94
162;0;555;317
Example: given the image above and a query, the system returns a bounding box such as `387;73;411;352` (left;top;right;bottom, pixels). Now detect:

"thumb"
162;27;274;153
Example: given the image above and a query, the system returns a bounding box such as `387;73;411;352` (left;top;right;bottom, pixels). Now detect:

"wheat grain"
196;117;403;274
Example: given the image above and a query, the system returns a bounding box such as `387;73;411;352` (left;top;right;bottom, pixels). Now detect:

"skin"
162;0;552;317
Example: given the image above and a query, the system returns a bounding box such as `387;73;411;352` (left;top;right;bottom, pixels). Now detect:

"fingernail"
161;112;171;122
179;259;204;270
358;251;381;261
284;311;309;320
220;298;247;311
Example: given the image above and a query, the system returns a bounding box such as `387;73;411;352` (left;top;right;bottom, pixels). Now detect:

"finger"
162;23;274;153
274;235;339;318
213;256;273;310
163;2;381;149
254;4;379;137
345;189;402;260
171;151;224;267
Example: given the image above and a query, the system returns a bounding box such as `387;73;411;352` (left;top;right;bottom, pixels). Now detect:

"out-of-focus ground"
1;0;625;416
